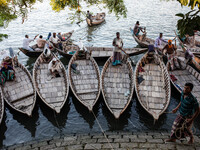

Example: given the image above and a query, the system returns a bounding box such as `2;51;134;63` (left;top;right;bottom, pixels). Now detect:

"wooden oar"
119;47;135;66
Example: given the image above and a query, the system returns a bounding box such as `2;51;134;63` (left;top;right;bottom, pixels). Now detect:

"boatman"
112;32;123;66
166;82;199;144
87;10;93;24
154;33;168;50
162;39;180;70
23;34;38;51
133;21;145;40
36;35;46;49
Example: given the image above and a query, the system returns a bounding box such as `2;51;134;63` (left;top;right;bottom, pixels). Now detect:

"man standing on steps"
166;82;199;144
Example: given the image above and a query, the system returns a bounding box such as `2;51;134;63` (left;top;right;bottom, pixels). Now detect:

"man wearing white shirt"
154;33;168;50
23;35;37;51
49;33;60;48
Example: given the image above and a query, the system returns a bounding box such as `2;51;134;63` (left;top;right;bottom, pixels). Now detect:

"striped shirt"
179;92;199;117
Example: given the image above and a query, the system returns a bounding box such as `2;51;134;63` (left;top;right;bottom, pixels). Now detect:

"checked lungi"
170;114;193;139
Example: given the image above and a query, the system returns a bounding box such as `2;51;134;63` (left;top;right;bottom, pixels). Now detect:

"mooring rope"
91;110;114;150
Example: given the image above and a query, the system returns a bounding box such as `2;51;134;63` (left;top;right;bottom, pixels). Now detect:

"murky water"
0;0;200;147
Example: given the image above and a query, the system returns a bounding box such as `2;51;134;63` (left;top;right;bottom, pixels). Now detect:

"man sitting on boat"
87;10;93;23
112;32;123;66
133;21;145;40
154;33;168;50
57;33;66;42
36;35;46;49
162;39;180;70
49;33;61;49
166;82;199;144
48;58;61;78
23;34;38;51
1;56;12;66
0;62;15;81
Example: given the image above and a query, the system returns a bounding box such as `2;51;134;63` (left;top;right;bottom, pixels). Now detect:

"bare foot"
165;138;176;142
188;138;194;144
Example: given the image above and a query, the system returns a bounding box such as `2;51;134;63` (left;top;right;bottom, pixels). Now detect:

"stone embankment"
4;131;200;150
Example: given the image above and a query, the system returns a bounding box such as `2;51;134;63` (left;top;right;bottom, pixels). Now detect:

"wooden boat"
57;45;148;59
101;56;134;119
61;30;74;40
68;50;101;111
134;52;171;120
86;13;106;26
33;50;69;113
167;58;200;104
1;57;36;116
130;28;155;48
0;89;4;125
19;30;74;58
18;48;42;57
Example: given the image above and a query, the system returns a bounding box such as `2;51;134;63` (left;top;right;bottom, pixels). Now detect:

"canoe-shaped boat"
134;52;171;120
58;45;148;59
0;89;4;125
86;13;106;26
101;56;134;119
18;48;43;57
68;51;101;111
1;57;36;116
130;28;155;48
167;58;200;104
33;51;69;113
19;30;74;58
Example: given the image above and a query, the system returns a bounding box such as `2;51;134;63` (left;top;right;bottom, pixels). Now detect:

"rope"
91;110;114;150
163;112;197;139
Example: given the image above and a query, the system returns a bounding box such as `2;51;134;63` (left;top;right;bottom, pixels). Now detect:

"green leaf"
175;13;185;18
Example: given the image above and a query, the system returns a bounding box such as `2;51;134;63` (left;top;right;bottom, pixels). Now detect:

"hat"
136;21;140;25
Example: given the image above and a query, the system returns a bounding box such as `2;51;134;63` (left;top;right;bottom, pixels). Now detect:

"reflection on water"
0;113;7;147
71;93;100;129
25;57;38;72
1;0;200;148
86;22;106;43
102;98;132;131
39;97;70;129
10;103;39;137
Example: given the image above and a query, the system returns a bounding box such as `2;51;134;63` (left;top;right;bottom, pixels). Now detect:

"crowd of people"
22;32;71;52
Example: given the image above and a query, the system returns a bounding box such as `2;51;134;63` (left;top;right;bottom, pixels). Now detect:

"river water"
0;0;200;147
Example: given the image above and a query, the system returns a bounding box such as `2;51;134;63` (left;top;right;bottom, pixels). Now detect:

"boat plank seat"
76;90;99;94
10;93;34;104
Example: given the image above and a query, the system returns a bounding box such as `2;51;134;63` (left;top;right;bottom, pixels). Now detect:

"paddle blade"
9;47;14;57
